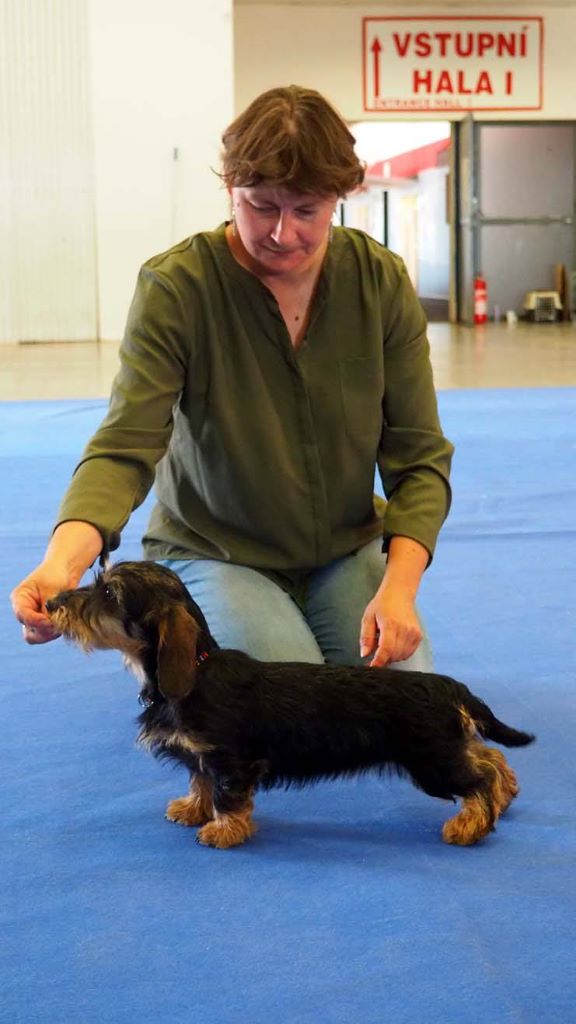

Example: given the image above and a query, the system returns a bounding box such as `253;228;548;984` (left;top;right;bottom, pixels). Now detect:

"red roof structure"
366;137;450;180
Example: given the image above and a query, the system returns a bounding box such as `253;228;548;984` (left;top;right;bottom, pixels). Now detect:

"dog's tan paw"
166;796;212;827
441;787;497;846
196;816;257;849
442;818;479;846
442;806;493;846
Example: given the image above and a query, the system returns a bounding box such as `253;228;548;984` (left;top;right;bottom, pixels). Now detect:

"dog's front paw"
166;795;212;827
196;814;257;849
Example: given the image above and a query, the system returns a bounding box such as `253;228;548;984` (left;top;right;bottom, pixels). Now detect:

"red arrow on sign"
371;37;382;99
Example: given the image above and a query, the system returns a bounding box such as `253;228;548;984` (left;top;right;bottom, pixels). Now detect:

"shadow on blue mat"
1;388;575;1024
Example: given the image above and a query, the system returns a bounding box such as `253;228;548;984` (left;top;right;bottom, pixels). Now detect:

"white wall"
90;0;234;340
234;5;576;122
0;0;97;344
0;0;234;344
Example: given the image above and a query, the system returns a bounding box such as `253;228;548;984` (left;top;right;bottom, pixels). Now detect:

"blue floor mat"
1;388;575;1024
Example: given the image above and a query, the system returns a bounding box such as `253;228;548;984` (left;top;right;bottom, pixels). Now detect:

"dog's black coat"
47;560;535;843
140;648;531;799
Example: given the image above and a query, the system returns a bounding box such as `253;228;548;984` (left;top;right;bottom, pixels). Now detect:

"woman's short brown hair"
220;85;365;197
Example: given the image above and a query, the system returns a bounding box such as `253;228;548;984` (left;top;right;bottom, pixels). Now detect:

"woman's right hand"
10;561;79;644
10;521;103;645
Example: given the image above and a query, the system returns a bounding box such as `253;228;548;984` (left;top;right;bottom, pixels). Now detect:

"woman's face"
230;184;337;277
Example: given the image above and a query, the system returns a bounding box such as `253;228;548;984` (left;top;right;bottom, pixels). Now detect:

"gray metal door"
477;123;575;319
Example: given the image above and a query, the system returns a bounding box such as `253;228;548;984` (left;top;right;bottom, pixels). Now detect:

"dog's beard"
48;604;144;659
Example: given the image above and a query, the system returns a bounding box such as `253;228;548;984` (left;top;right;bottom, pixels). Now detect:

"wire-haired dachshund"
46;560;534;849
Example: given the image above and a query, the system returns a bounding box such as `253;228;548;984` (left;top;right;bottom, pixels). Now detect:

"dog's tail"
460;691;535;747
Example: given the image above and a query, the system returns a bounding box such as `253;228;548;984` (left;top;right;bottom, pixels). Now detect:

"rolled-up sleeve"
378;265;454;561
55;266;189;553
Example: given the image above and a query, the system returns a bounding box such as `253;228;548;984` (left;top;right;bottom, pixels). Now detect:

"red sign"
362;16;544;112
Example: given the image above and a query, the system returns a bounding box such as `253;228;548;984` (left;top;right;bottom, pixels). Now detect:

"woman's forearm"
44;520;104;583
380;535;430;597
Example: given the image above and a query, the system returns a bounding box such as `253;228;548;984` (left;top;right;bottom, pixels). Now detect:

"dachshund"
46;560;534;849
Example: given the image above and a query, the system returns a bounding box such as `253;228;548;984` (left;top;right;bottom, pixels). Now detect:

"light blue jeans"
159;538;432;671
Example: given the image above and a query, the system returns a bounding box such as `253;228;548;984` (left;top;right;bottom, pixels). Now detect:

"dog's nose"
45;596;62;613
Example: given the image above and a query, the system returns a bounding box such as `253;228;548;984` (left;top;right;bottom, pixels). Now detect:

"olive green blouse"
56;224;454;584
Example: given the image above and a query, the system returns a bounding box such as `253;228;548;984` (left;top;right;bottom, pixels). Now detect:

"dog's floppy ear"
156;606;200;699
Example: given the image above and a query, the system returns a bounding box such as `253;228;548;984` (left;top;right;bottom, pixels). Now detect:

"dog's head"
46;561;217;700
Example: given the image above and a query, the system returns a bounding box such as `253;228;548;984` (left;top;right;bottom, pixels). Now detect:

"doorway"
454;120;576;323
343;121;452;320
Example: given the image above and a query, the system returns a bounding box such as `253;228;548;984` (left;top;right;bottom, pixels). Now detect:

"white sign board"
362;16;543;112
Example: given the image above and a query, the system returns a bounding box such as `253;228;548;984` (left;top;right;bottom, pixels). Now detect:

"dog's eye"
103;585;116;602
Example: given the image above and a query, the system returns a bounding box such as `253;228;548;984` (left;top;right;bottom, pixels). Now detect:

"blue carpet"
1;389;575;1024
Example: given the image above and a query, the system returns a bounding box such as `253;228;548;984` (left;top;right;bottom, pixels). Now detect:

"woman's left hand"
359;584;423;667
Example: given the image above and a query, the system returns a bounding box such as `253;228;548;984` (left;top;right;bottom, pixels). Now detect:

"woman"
11;85;453;669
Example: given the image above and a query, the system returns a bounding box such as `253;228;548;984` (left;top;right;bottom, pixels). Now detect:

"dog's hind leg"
442;789;495;846
442;741;506;846
480;746;519;815
166;773;215;827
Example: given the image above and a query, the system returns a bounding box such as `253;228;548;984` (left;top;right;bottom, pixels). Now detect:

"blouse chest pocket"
338;356;383;441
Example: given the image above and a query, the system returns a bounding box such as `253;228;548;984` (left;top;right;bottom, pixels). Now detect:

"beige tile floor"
0;321;575;400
